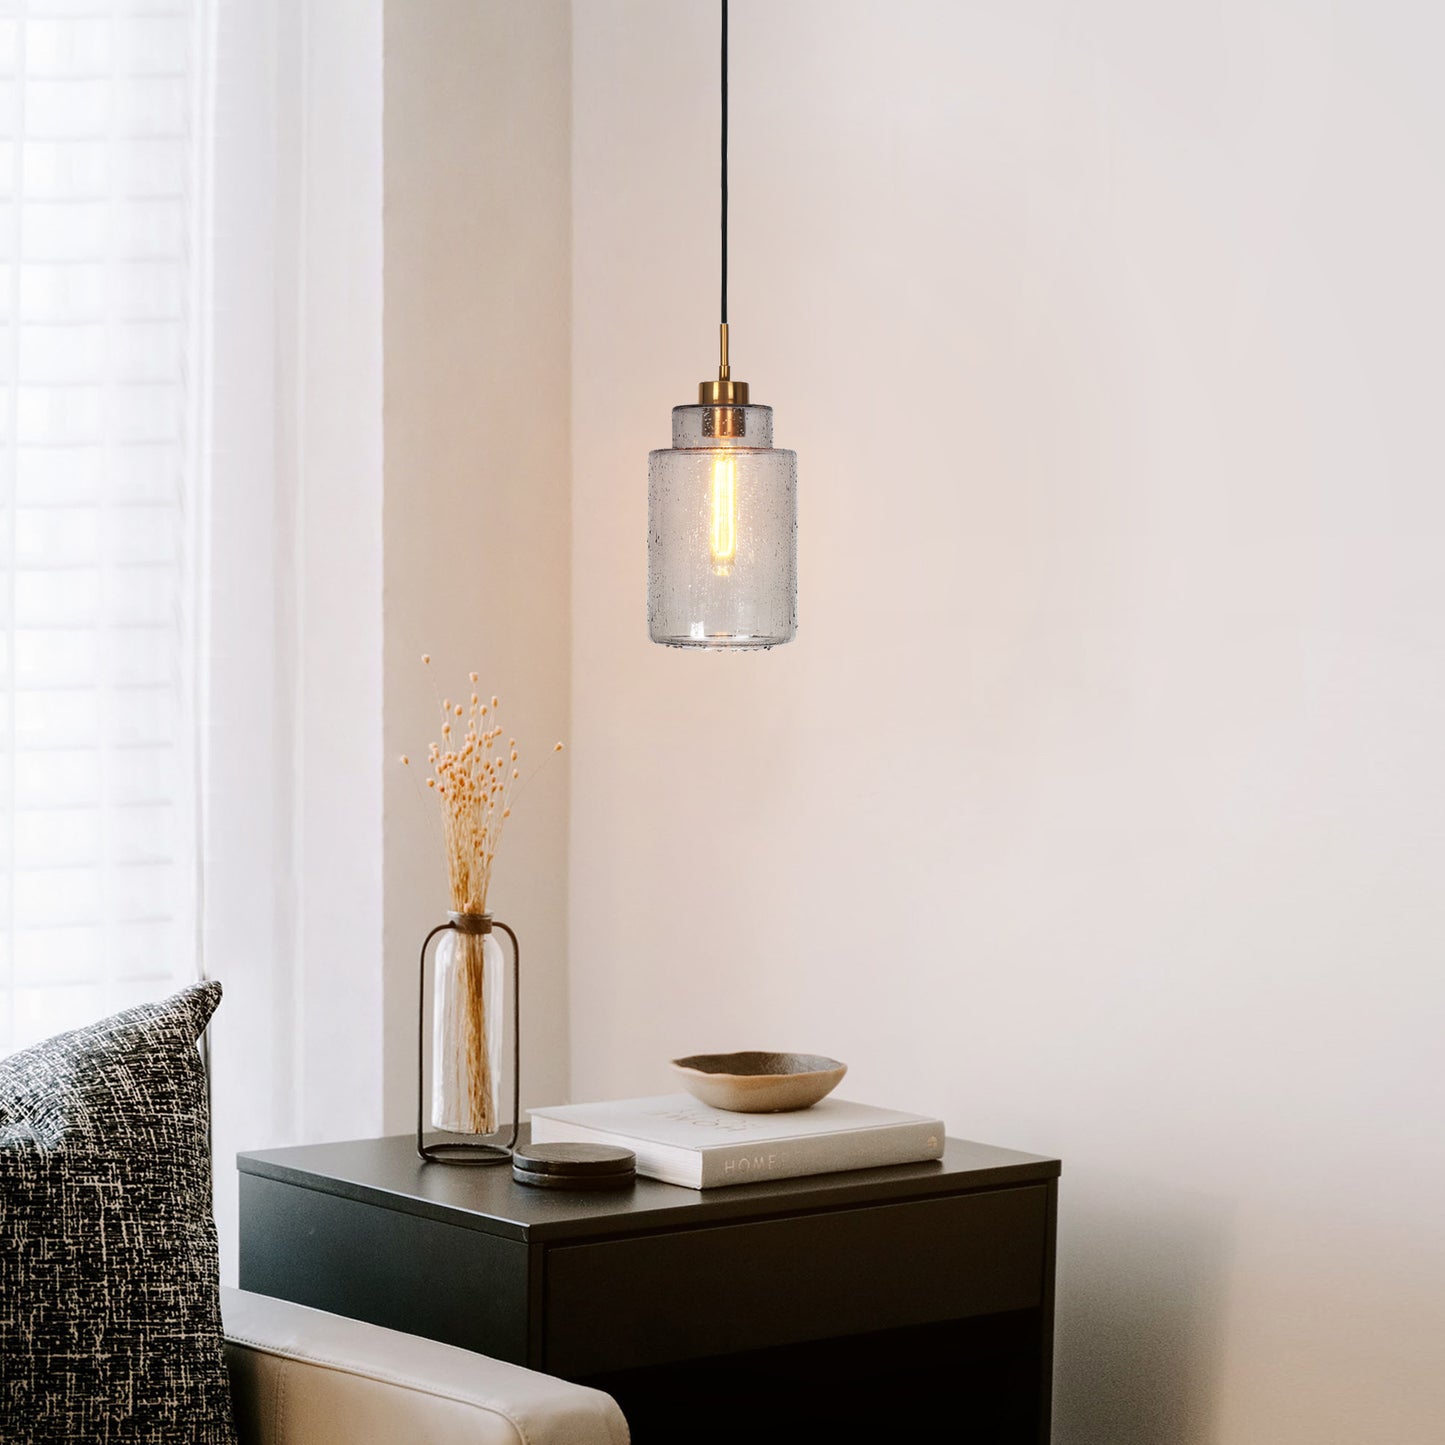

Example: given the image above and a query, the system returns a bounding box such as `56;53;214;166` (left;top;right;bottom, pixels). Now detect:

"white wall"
382;0;573;1130
570;3;1445;1440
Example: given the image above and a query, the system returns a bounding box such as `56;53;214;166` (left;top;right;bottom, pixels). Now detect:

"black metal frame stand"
416;911;520;1166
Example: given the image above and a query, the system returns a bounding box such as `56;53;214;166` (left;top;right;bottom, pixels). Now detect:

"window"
0;2;207;1053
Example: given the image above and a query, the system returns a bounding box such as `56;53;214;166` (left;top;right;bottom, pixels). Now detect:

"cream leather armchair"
222;1288;629;1445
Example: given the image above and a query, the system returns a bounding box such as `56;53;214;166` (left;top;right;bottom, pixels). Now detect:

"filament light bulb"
710;454;737;574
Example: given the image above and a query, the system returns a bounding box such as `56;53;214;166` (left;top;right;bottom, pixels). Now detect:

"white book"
527;1094;946;1189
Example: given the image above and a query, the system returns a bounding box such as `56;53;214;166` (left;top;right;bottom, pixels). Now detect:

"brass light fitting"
698;322;750;406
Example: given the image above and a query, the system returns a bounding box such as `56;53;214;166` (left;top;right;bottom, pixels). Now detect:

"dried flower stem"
403;660;563;1135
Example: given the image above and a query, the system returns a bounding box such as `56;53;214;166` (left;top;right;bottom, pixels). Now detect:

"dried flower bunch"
405;657;563;1137
402;655;564;915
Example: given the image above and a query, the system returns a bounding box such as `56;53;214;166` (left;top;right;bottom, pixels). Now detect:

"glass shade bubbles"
648;399;797;649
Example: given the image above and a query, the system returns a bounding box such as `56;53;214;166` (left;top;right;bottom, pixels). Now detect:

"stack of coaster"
511;1142;637;1191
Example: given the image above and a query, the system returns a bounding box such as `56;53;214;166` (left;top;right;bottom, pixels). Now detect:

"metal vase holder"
416;910;520;1166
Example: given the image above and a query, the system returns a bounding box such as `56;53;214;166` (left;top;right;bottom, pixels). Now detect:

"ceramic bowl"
670;1051;848;1113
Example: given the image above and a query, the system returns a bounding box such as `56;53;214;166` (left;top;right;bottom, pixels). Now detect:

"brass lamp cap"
698;377;750;405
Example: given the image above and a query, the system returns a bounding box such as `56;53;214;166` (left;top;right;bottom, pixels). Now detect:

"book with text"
527;1094;946;1188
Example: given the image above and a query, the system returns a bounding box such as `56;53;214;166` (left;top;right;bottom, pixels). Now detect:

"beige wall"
382;0;573;1129
570;3;1445;1441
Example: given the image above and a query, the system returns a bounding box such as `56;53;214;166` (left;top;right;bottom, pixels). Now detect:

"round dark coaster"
512;1163;635;1191
514;1142;636;1175
511;1142;636;1190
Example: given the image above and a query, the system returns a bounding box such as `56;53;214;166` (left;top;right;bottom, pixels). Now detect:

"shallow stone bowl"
670;1051;848;1113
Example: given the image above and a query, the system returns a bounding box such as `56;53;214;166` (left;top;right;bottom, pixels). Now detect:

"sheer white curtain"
0;0;387;1277
0;0;209;1055
203;0;385;1282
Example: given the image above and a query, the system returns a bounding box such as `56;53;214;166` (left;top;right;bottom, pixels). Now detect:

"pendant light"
648;0;798;649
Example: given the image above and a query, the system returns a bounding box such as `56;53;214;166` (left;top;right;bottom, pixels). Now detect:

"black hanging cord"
721;0;728;327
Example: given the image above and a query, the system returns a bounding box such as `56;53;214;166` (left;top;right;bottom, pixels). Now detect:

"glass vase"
431;924;506;1135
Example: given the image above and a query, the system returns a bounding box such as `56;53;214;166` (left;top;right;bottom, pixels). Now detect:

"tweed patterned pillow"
0;982;237;1444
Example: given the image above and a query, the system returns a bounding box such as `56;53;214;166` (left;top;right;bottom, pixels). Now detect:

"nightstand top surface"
239;1128;1060;1243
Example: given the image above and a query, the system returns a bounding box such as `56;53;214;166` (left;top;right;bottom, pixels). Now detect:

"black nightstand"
239;1130;1059;1442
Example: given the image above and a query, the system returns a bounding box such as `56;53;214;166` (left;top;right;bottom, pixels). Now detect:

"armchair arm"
221;1287;629;1445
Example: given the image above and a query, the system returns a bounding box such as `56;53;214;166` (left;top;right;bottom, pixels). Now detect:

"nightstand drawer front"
544;1183;1047;1376
239;1175;532;1364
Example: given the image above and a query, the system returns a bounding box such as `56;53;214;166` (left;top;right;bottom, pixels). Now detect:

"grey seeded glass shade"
648;403;797;648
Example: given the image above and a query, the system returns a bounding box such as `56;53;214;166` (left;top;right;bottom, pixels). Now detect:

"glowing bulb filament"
710;455;737;575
